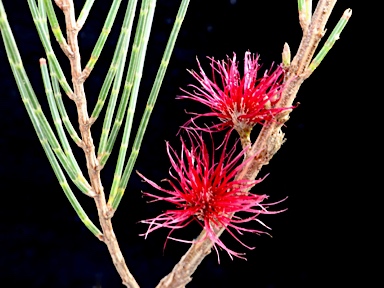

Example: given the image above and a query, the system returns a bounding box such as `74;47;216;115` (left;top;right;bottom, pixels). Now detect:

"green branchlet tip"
298;0;305;12
308;8;352;72
298;0;312;28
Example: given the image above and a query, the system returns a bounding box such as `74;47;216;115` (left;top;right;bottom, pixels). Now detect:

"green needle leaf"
308;8;352;73
0;3;101;237
108;0;191;212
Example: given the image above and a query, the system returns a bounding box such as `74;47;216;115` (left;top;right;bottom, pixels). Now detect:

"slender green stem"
0;4;101;237
36;0;82;144
298;0;311;17
26;61;90;196
308;8;352;72
34;105;101;237
298;0;305;12
108;0;190;212
107;0;156;212
96;0;137;156
27;77;91;196
97;0;146;166
2;1;93;197
89;1;137;126
97;52;127;155
28;0;73;97
41;59;74;164
49;65;83;146
38;0;50;37
81;0;123;80
90;64;116;123
298;0;312;29
35;113;102;238
89;0;138;124
305;0;312;23
77;0;96;29
40;59;94;196
44;0;72;55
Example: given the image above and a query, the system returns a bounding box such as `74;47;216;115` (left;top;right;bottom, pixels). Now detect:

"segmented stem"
96;0;138;160
108;0;191;213
49;65;83;146
298;0;312;30
33;0;82;146
81;0;123;81
106;0;156;213
0;3;101;237
44;0;73;56
28;0;73;97
40;59;94;196
77;0;95;29
308;8;352;73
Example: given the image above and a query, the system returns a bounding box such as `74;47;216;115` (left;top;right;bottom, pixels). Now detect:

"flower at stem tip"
179;51;292;141
137;130;285;261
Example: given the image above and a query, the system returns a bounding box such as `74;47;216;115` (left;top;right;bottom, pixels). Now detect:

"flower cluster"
139;51;288;260
179;51;289;136
138;132;282;259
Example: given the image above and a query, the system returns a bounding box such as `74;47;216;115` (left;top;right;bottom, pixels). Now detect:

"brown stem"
54;0;63;10
291;0;337;78
61;1;139;287
94;194;139;288
156;1;338;287
156;229;221;288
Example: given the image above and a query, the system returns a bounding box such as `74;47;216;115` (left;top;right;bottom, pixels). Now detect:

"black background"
0;0;354;287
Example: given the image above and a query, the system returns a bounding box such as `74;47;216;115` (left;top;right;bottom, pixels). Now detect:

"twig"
156;1;347;287
61;1;139;287
54;0;63;10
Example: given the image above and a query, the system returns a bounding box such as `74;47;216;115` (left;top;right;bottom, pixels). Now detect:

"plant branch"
156;1;350;287
61;0;139;287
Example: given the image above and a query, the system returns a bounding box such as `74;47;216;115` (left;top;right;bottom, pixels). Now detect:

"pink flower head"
137;131;283;260
179;51;290;134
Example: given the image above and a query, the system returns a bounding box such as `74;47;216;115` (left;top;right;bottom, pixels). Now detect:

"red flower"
138;131;283;260
179;51;290;135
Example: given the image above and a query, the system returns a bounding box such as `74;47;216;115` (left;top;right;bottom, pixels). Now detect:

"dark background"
0;0;354;287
